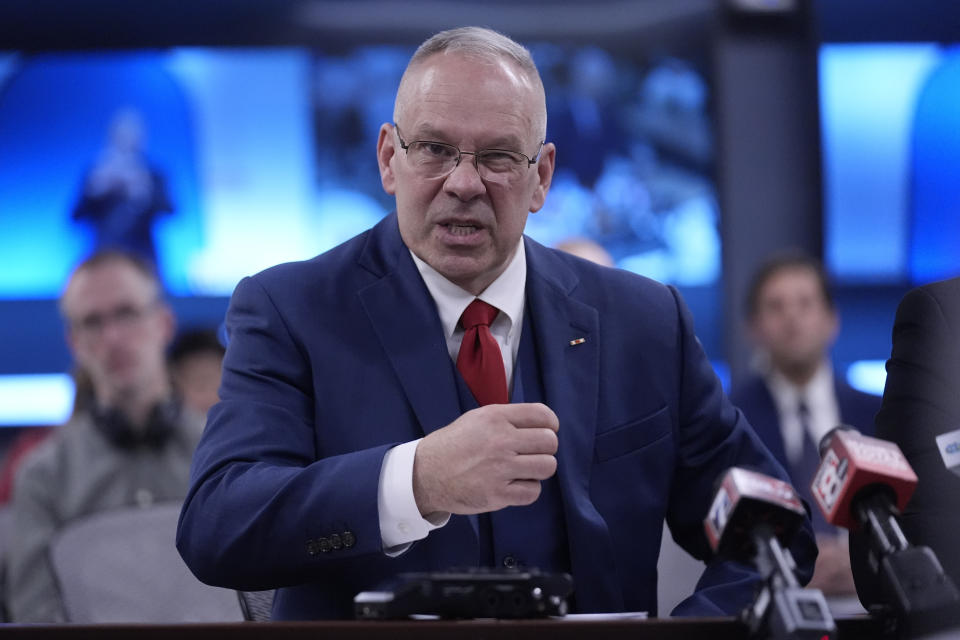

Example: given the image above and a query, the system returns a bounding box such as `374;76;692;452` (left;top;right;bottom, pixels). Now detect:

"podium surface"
1;616;883;639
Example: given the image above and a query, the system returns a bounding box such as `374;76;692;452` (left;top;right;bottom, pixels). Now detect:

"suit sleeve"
176;276;394;590
662;286;819;616
850;284;960;606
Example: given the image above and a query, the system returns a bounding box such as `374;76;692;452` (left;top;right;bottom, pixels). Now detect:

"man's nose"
100;321;125;344
99;314;133;344
443;152;486;200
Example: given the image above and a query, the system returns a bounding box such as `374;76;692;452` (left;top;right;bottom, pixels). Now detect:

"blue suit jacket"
177;214;816;620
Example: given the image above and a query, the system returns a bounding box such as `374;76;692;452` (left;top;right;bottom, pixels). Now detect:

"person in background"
5;250;203;622
0;370;95;506
731;251;880;602
71;108;174;268
553;237;614;267
849;276;960;608
0;430;51;506
169;329;225;417
176;26;816;620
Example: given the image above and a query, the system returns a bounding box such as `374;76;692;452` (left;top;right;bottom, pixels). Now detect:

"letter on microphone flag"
936;428;960;476
811;449;847;515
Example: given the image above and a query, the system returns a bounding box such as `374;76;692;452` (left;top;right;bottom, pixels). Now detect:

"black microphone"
811;427;960;635
705;467;836;640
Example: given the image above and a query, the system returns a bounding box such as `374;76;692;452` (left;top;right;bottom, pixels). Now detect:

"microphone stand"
741;523;836;640
854;490;960;638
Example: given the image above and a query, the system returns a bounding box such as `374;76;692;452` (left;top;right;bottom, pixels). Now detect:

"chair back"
49;502;243;623
657;522;706;616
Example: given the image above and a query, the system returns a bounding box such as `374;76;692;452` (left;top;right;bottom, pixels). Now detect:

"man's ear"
828;309;840;345
159;303;176;346
529;142;555;213
746;316;762;346
377;123;398;195
65;325;77;356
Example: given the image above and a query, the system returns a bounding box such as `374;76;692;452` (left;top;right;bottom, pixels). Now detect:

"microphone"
811;426;960;630
935;428;960;477
705;467;835;640
810;425;917;532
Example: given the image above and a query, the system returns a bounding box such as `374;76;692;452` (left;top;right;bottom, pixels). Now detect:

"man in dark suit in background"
731;252;880;602
176;26;816;620
850;276;960;607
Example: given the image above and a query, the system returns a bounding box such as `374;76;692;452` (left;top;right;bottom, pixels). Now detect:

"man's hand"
412;403;559;517
809;534;856;596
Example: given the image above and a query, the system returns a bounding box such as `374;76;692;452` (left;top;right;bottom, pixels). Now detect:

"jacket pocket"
595;405;671;463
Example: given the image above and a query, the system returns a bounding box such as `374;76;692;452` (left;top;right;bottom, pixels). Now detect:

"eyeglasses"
394;124;543;186
69;300;158;339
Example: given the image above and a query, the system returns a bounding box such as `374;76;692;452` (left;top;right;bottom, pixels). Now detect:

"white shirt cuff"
378;439;450;554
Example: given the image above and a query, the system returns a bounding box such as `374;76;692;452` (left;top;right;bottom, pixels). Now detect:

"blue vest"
451;307;571;573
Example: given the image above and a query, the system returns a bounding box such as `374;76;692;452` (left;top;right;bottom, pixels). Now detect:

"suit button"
342;531;356;549
330;533;343;550
318;537;332;553
502;555;517;569
306;539;320;556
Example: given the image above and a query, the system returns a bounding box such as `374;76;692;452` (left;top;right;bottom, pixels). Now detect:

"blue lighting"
0;374;75;426
845;360;886;397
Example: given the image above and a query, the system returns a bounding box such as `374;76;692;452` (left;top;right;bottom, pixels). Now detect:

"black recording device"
354;568;573;620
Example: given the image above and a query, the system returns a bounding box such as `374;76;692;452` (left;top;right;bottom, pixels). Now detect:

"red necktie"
456;299;508;406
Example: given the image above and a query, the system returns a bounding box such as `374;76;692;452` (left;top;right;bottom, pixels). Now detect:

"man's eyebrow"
410;125;452;142
411;125;526;151
482;136;528;151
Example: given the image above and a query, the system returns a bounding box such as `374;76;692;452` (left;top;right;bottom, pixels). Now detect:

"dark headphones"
90;399;181;450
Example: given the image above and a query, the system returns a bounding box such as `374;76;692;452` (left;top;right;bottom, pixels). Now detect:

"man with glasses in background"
6;250;204;622
178;27;815;620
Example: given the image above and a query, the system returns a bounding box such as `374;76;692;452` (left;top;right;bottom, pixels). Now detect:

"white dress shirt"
764;360;841;466
377;241;527;552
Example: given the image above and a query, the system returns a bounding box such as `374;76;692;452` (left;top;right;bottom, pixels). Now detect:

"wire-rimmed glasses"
394;124;543;186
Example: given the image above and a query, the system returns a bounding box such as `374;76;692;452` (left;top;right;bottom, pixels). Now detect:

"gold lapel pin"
569;337;586;346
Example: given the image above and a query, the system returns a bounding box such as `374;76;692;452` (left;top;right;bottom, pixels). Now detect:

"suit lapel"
357;217;462;437
752;380;789;467
524;239;624;611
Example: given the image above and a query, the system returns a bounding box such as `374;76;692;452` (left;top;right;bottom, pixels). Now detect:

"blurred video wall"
821;42;960;286
0;44;720;299
0;42;721;424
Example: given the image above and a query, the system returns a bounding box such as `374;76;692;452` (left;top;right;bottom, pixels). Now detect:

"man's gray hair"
59;249;163;318
408;26;539;81
394;26;547;139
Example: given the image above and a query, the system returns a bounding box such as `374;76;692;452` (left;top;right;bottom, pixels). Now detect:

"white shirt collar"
765;359;840;462
409;240;526;341
765;360;835;413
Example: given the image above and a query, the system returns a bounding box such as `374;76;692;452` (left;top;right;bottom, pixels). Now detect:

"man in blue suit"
177;27;816;620
731;252;879;601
